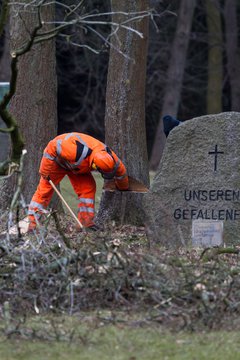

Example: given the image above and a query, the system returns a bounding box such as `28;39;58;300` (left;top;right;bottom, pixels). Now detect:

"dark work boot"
86;224;102;232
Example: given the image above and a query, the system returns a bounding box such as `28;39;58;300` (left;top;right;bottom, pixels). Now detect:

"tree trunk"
0;2;57;211
96;0;150;226
224;0;240;111
150;0;196;170
206;0;223;114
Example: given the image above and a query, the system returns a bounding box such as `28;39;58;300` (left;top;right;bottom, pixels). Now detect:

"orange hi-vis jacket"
28;133;128;228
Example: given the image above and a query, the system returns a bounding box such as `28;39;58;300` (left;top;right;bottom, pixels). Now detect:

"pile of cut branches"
0;216;240;332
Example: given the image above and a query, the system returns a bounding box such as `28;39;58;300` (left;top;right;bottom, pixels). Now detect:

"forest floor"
1;175;240;359
0;220;240;360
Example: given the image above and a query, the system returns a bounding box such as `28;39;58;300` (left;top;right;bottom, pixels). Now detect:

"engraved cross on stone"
208;144;224;171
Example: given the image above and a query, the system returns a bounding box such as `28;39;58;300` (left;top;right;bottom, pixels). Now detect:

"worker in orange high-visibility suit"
28;133;129;231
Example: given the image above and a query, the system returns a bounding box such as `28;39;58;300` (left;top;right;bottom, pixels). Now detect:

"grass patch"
1;321;240;360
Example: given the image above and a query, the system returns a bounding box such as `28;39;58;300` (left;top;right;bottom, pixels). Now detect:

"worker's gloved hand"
115;178;129;191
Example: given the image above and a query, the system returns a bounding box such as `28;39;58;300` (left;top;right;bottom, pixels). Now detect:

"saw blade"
103;176;148;193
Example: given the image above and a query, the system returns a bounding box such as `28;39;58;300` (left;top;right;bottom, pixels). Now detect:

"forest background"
1;0;238;169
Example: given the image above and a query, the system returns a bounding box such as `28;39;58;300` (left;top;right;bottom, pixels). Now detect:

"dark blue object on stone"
163;115;182;137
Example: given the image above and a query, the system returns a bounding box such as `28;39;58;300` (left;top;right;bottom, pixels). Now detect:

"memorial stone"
145;112;240;247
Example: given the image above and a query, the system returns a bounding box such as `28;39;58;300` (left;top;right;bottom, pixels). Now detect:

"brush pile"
0;213;240;332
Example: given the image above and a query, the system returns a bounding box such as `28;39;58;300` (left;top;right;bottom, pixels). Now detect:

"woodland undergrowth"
0;208;240;341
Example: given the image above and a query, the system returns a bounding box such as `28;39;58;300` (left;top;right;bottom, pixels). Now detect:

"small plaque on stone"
192;220;223;247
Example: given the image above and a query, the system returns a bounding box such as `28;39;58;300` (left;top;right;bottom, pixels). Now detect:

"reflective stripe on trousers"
77;197;95;227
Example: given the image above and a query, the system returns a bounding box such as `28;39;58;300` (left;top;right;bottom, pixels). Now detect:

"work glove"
115;177;129;191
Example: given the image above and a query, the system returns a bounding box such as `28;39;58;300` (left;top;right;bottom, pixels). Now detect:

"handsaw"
103;176;148;193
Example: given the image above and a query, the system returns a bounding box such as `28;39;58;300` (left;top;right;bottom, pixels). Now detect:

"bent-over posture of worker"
28;132;129;231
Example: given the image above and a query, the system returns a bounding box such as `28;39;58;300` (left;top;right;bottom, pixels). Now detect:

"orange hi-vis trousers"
28;167;96;228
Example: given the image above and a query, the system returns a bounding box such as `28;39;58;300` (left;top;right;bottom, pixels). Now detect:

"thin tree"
206;0;223;114
224;0;240;112
150;0;196;170
97;0;150;226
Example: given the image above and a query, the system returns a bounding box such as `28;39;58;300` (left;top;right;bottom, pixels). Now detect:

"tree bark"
150;0;196;170
97;0;150;226
0;2;57;211
206;0;223;114
224;0;240;111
